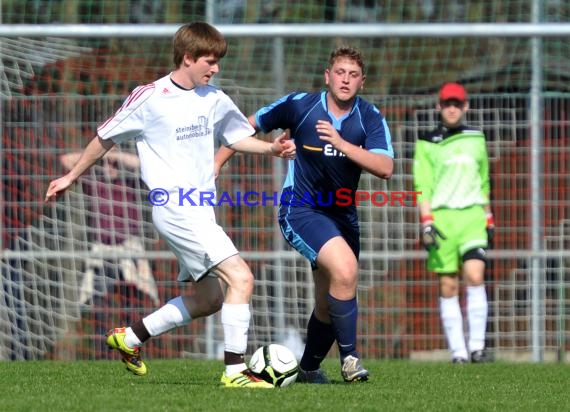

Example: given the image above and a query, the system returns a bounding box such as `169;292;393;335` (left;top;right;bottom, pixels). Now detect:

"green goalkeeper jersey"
413;124;490;210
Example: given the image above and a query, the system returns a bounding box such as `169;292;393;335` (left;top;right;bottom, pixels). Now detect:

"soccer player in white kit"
45;22;295;388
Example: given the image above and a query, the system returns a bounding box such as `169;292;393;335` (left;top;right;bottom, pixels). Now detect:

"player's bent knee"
215;256;254;287
228;269;255;295
462;247;487;264
331;270;358;291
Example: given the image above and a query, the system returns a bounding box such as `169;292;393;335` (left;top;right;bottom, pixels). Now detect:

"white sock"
124;327;142;348
221;303;250;375
440;296;468;359
225;363;248;376
140;296;192;337
467;285;488;352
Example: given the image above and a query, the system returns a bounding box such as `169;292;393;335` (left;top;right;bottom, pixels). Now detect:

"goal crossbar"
1;23;570;38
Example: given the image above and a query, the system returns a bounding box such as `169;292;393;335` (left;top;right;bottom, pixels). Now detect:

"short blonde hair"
328;46;366;75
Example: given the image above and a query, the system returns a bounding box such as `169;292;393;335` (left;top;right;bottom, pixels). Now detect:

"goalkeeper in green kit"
412;82;494;364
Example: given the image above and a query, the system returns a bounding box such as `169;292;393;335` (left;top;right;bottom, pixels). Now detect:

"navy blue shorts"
278;206;360;269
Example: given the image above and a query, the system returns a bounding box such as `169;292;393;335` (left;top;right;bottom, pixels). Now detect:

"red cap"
439;82;467;102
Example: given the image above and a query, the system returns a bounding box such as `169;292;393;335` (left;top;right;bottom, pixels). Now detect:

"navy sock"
327;294;358;360
299;312;335;371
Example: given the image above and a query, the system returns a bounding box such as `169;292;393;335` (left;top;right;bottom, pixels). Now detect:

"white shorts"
152;204;239;282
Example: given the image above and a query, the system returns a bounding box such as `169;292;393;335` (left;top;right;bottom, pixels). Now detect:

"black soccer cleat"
297;367;330;384
470;349;493;363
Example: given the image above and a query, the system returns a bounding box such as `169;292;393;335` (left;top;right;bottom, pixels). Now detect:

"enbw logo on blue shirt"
324;144;346;157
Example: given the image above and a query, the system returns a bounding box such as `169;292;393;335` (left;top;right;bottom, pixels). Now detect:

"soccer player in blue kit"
215;46;394;382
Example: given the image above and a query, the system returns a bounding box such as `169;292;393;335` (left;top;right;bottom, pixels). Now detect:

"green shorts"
427;206;488;273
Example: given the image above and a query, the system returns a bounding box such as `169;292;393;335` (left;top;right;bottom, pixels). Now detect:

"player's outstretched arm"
45;135;114;202
227;133;295;159
60;147;139;172
269;133;296;158
213;113;260;178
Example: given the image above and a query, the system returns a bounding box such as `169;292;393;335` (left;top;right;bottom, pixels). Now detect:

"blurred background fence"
0;0;569;363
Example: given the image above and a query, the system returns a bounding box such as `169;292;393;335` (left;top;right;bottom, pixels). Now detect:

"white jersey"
98;74;254;203
97;74;253;281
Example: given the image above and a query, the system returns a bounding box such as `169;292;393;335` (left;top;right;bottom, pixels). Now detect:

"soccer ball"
249;344;299;387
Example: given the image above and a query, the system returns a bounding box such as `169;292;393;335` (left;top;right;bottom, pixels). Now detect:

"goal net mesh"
1;1;569;361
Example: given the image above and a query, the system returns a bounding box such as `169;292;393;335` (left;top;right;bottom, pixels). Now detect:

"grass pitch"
1;359;568;412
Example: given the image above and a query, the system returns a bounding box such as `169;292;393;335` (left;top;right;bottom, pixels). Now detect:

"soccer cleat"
296;367;330;384
220;369;274;389
106;327;147;376
452;357;468;364
471;349;493;363
341;355;369;382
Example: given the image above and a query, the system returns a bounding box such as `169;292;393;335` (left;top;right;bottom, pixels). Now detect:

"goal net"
1;1;569;361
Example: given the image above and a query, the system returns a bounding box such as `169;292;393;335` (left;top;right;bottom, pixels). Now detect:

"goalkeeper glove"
420;215;446;250
486;213;495;249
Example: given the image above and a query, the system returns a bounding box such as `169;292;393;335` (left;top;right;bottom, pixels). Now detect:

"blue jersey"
255;91;393;216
